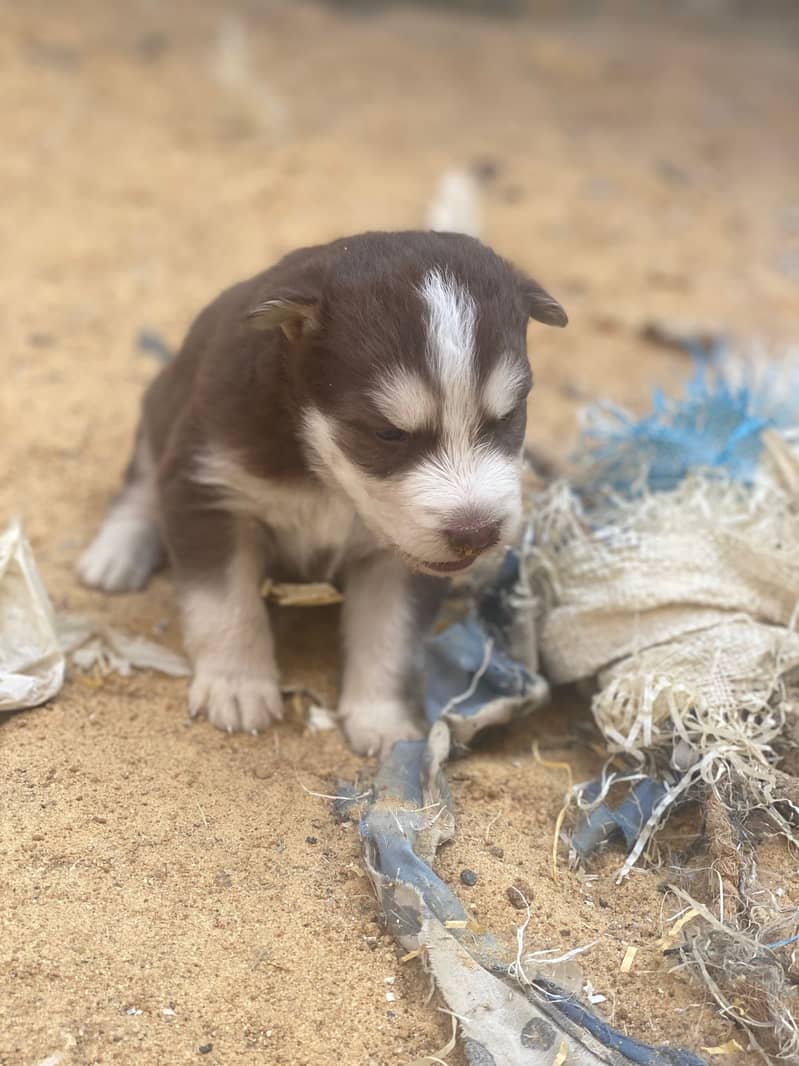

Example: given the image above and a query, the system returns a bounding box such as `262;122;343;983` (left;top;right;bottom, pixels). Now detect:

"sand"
2;2;798;1064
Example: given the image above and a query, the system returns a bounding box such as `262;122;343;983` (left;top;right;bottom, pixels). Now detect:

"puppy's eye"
491;409;517;427
375;425;408;443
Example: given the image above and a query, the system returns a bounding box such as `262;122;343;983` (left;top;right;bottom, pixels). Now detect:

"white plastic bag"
0;520;64;710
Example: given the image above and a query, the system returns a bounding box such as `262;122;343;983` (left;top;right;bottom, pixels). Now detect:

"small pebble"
28;332;55;348
460;869;478;887
305;836;318;844
506;879;533;909
199;1044;213;1055
488;844;504;859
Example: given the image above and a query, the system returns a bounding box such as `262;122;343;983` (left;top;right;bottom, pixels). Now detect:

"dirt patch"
2;2;798;1064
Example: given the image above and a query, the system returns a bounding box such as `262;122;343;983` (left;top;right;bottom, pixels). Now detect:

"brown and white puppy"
79;231;566;754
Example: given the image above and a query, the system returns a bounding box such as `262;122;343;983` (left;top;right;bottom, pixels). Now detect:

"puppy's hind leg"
78;430;164;593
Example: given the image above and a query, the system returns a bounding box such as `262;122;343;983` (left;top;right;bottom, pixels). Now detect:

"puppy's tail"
425;167;482;239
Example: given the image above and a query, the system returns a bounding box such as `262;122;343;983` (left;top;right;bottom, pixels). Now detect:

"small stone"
488;845;504;859
460;869;478;887
28;332;55;348
463;1038;497;1065
471;156;501;182
521;1017;555;1051
506;879;533;909
305;836;318;844
199;1044;213;1055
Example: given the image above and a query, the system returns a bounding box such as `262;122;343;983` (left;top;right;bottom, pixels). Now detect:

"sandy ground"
2;2;798;1064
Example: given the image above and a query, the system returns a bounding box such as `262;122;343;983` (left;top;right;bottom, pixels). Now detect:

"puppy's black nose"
445;520;501;558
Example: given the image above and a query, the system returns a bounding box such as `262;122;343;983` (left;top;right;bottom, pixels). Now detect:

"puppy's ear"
246;292;320;343
519;274;568;328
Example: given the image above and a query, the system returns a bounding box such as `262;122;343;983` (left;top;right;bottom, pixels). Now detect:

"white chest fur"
194;449;376;579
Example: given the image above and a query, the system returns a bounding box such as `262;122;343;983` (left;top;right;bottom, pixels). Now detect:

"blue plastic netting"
578;354;799;495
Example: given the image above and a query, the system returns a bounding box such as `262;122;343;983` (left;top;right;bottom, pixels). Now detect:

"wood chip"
400;949;421;963
261;580;343;606
620;945;638;973
701;1039;744;1056
657;907;700;951
443;918;485;934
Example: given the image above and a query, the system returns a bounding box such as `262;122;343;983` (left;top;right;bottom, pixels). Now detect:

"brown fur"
139;230;563;583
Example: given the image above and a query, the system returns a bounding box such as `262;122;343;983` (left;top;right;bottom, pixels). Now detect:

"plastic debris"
530;356;799;861
424;549;549;745
56;614;189;678
578;357;799;496
572;777;672;860
0;520;64;711
0;518;189;715
306;704;338;732
342;732;706;1066
528;350;799;1061
136;327;172;364
337;557;704;1065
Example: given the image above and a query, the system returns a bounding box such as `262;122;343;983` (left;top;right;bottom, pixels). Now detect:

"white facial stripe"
482;355;529;420
418;268;478;387
371;369;437;431
419;267;482;464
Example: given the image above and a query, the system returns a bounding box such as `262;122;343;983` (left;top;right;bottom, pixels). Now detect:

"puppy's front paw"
340;700;424;758
189;668;283;734
78;519;162;593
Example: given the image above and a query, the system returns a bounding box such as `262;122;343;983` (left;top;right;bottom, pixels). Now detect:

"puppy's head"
248;232;566;576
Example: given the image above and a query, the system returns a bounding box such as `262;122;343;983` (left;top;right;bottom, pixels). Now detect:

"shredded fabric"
342;732;704;1066
338;556;705;1065
56;614;190;678
525;351;799;1062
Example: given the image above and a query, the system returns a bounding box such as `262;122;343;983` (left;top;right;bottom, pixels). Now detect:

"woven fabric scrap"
525;355;799;1063
527;359;799;844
